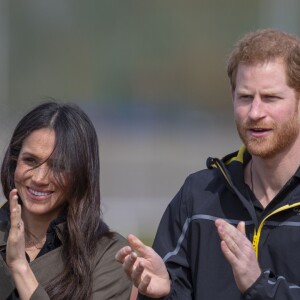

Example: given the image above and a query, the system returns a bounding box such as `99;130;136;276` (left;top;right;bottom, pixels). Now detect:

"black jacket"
140;146;300;299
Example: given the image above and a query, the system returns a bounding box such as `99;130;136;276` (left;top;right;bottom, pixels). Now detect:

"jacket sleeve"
91;233;132;300
0;254;16;300
29;234;131;300
139;178;194;300
0;255;49;300
244;269;300;300
30;285;50;300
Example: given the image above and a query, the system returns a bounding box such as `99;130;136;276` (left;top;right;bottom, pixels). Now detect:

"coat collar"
0;206;67;249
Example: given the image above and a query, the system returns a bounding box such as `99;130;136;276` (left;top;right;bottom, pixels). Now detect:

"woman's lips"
26;187;53;201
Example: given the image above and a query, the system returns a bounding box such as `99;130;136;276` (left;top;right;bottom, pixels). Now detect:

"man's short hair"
227;28;300;94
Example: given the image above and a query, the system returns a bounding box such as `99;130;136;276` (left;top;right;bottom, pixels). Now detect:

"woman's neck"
21;211;53;241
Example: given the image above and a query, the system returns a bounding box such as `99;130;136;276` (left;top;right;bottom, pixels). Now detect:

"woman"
0;101;131;300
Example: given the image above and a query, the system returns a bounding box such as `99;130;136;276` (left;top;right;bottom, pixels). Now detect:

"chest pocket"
257;214;300;284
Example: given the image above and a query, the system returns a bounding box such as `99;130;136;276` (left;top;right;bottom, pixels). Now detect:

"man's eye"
265;95;281;101
240;95;252;100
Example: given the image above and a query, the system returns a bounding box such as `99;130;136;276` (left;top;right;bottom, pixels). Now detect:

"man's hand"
115;234;171;298
215;219;261;293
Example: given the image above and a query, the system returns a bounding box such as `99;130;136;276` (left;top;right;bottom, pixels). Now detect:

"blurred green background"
0;0;299;244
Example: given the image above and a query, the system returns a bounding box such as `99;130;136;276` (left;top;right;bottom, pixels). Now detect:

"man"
116;28;300;299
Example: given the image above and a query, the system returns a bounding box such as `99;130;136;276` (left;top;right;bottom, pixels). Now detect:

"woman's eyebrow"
19;151;38;158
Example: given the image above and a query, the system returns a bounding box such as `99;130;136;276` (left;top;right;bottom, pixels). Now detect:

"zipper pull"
252;230;259;258
252;234;258;250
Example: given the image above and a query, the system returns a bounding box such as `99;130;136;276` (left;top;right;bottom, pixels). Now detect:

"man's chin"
245;140;275;159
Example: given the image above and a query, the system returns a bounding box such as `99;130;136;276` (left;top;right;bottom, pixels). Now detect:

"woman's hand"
6;189;27;271
6;189;39;300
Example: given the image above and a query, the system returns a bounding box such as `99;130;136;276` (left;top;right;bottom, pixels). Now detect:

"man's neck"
245;148;300;208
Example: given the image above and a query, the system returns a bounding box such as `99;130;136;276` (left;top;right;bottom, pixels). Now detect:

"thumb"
128;234;151;257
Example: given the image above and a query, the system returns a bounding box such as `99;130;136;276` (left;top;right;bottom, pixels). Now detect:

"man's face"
233;59;300;159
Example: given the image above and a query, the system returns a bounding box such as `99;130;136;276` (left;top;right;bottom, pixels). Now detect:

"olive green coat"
0;219;131;300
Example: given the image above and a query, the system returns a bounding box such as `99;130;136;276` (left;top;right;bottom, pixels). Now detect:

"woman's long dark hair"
1;101;108;300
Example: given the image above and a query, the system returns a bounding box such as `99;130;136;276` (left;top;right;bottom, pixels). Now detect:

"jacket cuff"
243;269;274;300
30;284;50;300
0;255;15;299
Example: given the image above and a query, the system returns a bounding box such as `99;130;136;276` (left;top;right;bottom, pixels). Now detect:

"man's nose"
248;95;266;120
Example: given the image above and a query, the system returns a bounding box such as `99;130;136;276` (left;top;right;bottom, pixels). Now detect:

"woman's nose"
30;164;50;184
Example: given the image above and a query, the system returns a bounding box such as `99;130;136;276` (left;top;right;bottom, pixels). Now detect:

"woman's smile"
14;128;66;220
26;186;53;200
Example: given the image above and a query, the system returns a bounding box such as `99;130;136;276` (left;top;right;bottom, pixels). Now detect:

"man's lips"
248;127;272;137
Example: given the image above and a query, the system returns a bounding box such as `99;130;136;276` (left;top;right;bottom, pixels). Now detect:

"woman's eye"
22;157;36;165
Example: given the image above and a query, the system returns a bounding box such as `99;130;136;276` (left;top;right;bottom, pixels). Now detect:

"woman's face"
14;128;67;221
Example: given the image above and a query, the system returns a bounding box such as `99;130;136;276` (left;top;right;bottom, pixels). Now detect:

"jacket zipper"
211;155;300;259
252;202;300;258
